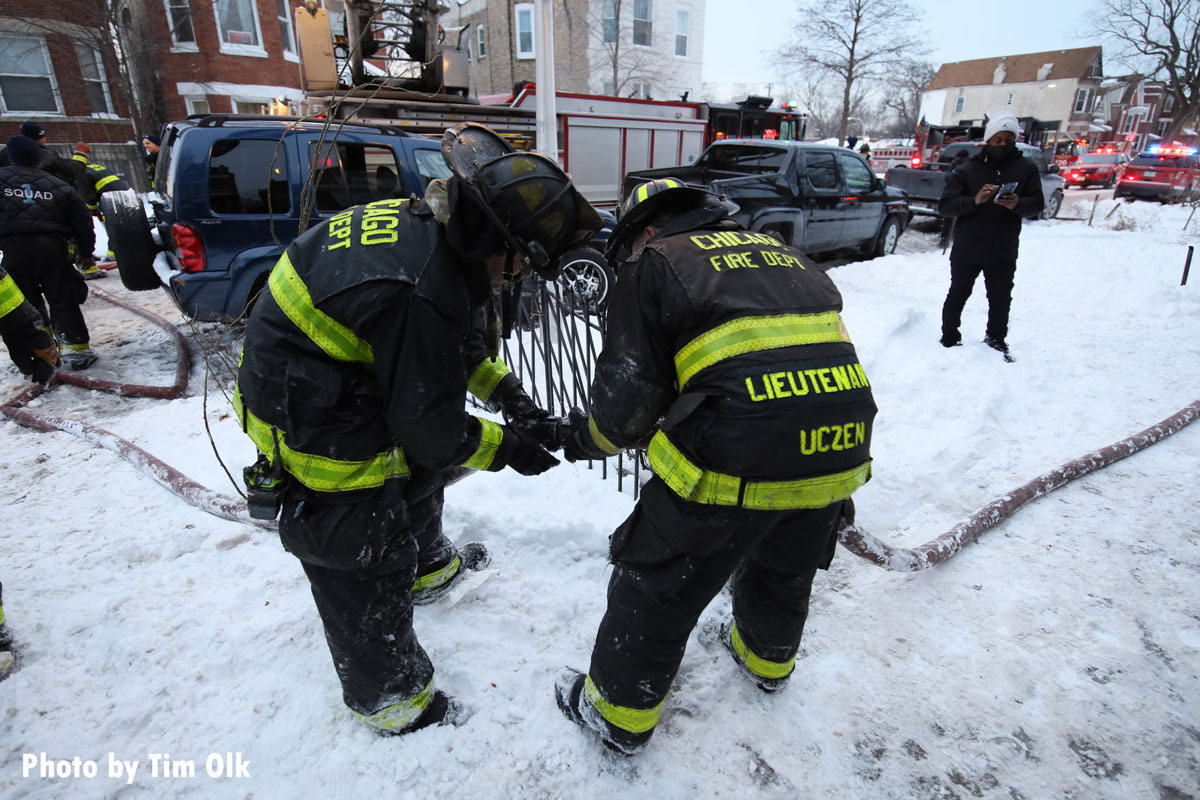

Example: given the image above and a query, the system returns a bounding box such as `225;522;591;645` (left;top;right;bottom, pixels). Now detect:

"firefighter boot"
410;542;489;605
554;668;652;756
355;690;468;737
720;621;793;693
61;344;98;371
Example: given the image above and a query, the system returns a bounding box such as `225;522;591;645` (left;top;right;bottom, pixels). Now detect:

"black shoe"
720;621;791;693
554;668;652;756
360;690;468;736
411;542;490;605
939;334;962;348
983;336;1015;363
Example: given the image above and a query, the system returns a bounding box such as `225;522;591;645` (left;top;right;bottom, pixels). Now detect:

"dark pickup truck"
621;140;909;259
886;142;1065;221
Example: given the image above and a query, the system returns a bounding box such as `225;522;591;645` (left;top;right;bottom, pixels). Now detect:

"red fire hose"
0;285;274;530
837;399;1200;571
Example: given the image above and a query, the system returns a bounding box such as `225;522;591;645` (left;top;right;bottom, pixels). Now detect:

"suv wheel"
864;216;901;259
1041;191;1062;220
556;247;614;315
101;189;160;291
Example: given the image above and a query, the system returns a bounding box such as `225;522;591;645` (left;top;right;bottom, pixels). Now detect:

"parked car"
102;115;613;320
1063;148;1128;189
886;142;1065;221
1113;146;1200;203
621;140;909;259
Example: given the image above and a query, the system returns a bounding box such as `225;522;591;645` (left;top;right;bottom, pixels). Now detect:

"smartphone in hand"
994;181;1019;200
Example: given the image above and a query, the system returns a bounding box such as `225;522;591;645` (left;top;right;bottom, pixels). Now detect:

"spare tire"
100;189;160;291
556;246;614;316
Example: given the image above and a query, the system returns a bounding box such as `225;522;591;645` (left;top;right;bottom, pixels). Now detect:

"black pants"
587;478;843;714
0;235;89;346
281;472;456;715
941;260;1016;342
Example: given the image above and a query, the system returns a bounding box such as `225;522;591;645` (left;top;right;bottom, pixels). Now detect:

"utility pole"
534;0;558;161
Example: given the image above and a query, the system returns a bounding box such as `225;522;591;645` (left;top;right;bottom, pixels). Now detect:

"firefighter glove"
500;386;560;450
30;343;60;386
561;408;610;464
497;427;559;476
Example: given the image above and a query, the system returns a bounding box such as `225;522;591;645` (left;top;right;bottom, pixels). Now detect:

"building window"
1156;119;1168;137
74;42;113;115
214;0;263;50
186;96;210;115
515;4;535;59
164;0;196;45
234;99;269;114
602;80;614;95
633;0;652;46
277;0;296;56
601;0;617;44
1164;94;1174;113
476;24;486;58
1120;112;1136;134
0;34;60;113
953;94;965;114
675;5;689;56
1074;89;1090;114
631;82;651;99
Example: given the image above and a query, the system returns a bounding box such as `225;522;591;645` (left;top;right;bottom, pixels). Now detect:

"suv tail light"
171;222;206;273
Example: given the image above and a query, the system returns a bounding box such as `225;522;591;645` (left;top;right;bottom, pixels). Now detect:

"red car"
1114;146;1200;202
1063;149;1128;189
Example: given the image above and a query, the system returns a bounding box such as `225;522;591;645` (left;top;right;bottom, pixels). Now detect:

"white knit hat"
984;112;1020;142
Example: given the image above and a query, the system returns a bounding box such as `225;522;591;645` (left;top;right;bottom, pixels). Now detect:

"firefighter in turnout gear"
0;135;97;370
70;142;129;275
554;178;877;755
235;123;602;735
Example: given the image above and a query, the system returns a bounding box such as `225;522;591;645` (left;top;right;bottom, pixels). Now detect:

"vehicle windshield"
698;145;787;174
1130;154;1190;166
1078;154;1119;164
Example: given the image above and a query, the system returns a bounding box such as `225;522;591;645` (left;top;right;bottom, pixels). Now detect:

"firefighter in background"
554;178;877;755
0;136;98;370
0;265;63;680
235;123;602;735
0;121;76;183
70;142;129;277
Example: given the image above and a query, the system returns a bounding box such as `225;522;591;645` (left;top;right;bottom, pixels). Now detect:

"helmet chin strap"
499;249;522;342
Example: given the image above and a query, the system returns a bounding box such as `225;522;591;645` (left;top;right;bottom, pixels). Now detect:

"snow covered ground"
1;197;1198;799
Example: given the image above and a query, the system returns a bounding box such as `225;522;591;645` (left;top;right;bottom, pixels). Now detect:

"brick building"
119;0;308;128
0;0;133;145
1097;75;1200;153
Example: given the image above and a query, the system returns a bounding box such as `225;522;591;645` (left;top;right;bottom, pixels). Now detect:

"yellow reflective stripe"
352;677;435;733
467;358;511;402
0;273;27;318
674;312;848;388
463;418;504;470
730;622;794;679
267;251;374;366
587;415;622;456
95;174;120;191
0;605;5;626
232;384;409;492
412;555;461;593
647;431;870;510
72;153;88;163
584;676;664;734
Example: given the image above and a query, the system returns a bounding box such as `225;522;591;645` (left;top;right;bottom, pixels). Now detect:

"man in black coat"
0;135;98;369
938;112;1044;361
0;121;76;183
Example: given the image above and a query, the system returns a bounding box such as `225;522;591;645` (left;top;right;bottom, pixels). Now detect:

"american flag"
915;115;929;139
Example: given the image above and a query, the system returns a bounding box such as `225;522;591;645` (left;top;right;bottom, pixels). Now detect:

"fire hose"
2;287;1197;561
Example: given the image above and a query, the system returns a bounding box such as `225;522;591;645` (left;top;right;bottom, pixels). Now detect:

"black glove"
500;387;561;450
496;427;560;476
561;408;611;463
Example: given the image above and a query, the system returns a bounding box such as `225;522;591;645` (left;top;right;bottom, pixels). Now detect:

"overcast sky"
700;0;1106;102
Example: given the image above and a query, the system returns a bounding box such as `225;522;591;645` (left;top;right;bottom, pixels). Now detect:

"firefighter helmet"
607;177;735;260
442;123;603;279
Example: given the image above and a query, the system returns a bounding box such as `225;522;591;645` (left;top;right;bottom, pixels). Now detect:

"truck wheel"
1041;191;1062;220
556;247;614;315
100;189;160;291
865;217;901;259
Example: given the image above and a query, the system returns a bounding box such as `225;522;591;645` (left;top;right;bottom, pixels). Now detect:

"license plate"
1144;170;1156;177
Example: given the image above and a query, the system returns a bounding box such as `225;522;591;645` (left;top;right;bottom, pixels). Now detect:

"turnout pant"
587;477;844;720
0;235;89;347
941;259;1017;343
281;471;457;715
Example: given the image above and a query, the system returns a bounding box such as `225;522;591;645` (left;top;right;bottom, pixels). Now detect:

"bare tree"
589;0;677;98
878;58;936;137
1091;0;1200;142
775;0;928;145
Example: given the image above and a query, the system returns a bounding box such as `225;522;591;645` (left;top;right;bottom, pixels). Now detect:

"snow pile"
1;206;1198;799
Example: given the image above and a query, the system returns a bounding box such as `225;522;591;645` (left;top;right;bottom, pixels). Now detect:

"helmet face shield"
442;123;603;280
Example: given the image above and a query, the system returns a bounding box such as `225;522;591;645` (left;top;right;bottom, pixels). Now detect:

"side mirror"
1049;164;1060;174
